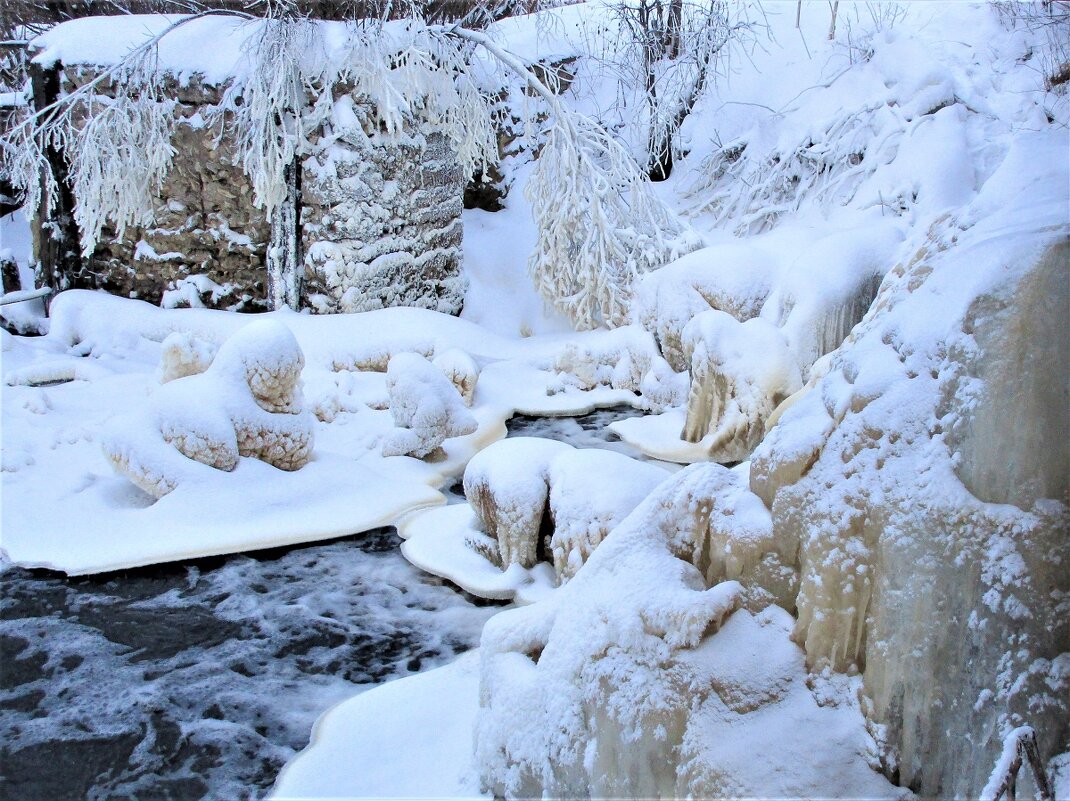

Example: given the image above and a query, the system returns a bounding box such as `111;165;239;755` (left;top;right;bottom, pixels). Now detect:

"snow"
1;291;643;574
381;352;477;458
7;0;1070;798
271;651;488;800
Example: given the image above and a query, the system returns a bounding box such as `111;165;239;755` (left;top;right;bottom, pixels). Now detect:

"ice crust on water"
102;320;315;498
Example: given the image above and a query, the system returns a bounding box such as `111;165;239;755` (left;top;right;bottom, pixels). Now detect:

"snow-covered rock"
103;320;314;498
476;461;904;798
750;132;1069;797
157;331;218;383
681;311;802;463
463;437;666;577
381;352;478;458
432;347;480;407
634;241;780;372
463;437;573;569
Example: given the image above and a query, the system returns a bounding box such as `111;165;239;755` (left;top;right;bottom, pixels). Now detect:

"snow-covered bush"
103;319;314;498
381;352;477;459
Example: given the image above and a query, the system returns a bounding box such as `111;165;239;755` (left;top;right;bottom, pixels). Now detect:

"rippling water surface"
0;529;498;801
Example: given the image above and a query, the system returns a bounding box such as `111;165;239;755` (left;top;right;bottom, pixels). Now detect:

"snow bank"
2;291;645;574
271;651;488;799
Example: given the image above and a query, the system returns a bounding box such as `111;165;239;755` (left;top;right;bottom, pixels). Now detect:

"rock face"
56;66;467;314
751;218;1069;795
303;124;466;315
476;133;1069;800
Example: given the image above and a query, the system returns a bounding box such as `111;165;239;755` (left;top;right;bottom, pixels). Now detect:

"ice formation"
747;137;1069;796
758;223;904;380
547;449;666;580
476;461;904;797
463;437;574;568
463;437;666;576
633;241;780;371
681;311;802;462
102;320;315;498
380;351;478;459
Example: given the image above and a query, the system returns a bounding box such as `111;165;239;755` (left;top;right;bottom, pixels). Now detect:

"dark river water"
0;406;643;801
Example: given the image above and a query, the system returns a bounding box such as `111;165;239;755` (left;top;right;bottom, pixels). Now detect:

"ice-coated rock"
381;352;477;459
103;320;315;498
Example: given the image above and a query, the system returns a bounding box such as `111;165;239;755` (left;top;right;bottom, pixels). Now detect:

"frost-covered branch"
0;10;254;256
447;25;698;329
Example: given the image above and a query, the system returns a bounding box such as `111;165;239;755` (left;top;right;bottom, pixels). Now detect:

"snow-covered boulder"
476;461;903;798
547;449;666;580
634;242;780;371
463;437;666;576
463;437;573;569
157;331;219;383
681;311;802;463
381;352;477;459
432;348;479;407
103;320;315;498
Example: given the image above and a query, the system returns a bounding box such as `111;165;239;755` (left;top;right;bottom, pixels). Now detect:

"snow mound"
102;320;314;498
463;437;573;569
634;241;781;372
463;437;666;578
381;352;478;458
432;347;479;407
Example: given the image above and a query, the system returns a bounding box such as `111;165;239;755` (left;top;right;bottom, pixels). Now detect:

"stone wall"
53;66;467;314
302;103;466;315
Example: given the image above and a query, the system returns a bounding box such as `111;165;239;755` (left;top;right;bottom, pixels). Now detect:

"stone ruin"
38;64;470;315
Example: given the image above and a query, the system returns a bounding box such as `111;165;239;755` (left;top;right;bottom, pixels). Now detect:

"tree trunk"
266;156;303;311
28;60;83;310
